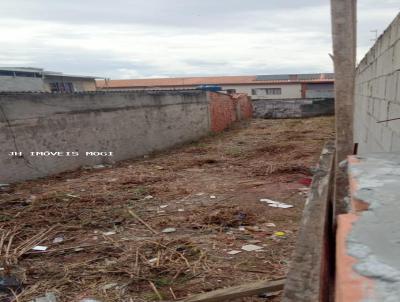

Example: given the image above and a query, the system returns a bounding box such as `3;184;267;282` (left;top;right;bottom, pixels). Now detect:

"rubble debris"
274;231;286;237
241;244;263;252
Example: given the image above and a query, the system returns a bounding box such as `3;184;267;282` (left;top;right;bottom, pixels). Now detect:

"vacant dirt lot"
0;117;334;302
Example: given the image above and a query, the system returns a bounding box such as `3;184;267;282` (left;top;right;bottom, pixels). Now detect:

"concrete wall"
0;76;45;92
0;90;251;183
101;83;303;100
252;98;334;119
354;13;400;153
0;91;210;183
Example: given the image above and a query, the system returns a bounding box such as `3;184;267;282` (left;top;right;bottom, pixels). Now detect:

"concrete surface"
336;154;400;302
252;98;334;119
354;13;400;153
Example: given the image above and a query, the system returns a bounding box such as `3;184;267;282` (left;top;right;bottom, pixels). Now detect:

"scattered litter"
154;165;164;170
265;223;276;227
245;226;261;232
66;194;79;198
238;226;246;231
148;258;158;264
260;199;293;209
178;209;185;212
162;227;176;233
210;195;216;199
241;244;263;252
196;192;205;196
248;240;262;244
102;231;116;236
299;177;312;186
102;283;118;291
32;246;48;251
80;299;102;302
274;231;286;237
32;293;57;302
0;184;10;192
53;236;64;244
0;276;22;293
0;268;4;271
144;195;154;200
227;250;242;255
92;164;105;169
160;205;169;209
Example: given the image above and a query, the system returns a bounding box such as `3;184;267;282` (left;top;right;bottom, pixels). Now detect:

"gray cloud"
0;0;398;78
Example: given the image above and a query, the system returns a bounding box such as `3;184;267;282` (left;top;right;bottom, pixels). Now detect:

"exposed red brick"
208;92;252;133
336;214;375;302
348;156;370;212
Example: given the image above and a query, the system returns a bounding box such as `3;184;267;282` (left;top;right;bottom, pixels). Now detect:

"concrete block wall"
354;13;400;153
0;91;251;183
252;98;334;119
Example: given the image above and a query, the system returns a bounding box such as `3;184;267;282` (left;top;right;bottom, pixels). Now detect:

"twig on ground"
128;209;158;234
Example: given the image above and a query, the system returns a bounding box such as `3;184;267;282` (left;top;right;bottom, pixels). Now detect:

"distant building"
96;73;334;100
43;71;97;92
0;67;45;92
0;67;98;92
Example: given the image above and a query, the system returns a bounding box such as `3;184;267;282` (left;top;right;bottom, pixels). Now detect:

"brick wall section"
208;92;252;133
354;13;400;153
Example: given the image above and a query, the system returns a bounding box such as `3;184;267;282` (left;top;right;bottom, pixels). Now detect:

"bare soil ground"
0;117;334;302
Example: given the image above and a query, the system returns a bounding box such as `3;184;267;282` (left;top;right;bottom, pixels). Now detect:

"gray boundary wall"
0;91;210;183
354;13;400;153
252;98;334;119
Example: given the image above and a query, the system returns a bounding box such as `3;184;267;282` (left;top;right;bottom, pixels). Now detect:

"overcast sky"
0;0;398;79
